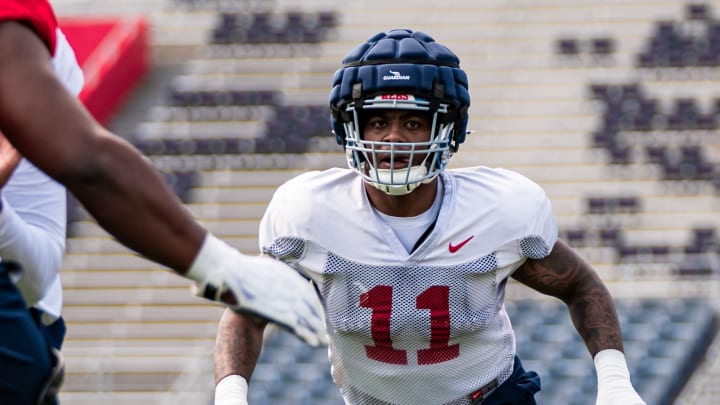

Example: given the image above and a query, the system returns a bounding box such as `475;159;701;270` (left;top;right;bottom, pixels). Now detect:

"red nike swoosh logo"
449;235;474;253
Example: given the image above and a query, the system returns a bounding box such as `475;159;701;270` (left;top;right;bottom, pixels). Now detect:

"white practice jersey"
1;159;67;322
259;166;558;405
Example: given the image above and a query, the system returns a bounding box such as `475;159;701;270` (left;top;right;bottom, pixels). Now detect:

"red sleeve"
0;0;58;55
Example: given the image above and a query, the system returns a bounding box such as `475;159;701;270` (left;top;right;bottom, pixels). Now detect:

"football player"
214;29;645;405
0;1;326;403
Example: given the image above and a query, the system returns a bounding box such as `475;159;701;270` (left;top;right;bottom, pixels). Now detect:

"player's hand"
595;349;646;405
186;234;328;347
0;132;21;187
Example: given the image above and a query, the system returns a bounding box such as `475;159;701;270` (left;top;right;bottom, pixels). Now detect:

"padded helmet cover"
329;29;470;147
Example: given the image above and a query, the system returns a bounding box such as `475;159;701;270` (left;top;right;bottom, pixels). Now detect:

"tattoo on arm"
512;239;624;356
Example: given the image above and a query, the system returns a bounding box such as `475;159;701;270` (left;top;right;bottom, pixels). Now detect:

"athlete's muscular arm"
0;21;205;272
511;239;623;356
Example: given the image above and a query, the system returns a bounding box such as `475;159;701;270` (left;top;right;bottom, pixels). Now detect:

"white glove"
186;233;328;347
595;349;646;405
215;374;248;405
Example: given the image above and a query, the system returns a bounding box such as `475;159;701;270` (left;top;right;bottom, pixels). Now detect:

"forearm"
215;308;267;383
0;22;204;273
563;275;624;356
513;239;624;357
0;21;330;348
62;134;205;273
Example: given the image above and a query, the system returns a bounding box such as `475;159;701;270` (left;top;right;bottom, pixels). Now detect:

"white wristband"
215;374;248;405
594;349;631;386
594;349;646;405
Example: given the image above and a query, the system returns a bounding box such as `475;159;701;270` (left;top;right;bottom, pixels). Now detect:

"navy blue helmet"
328;29;470;195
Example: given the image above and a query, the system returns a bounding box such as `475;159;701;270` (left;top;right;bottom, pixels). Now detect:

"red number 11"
359;285;460;365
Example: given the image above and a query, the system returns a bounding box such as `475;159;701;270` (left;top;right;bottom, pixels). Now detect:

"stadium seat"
210;11;338;45
556;37;580;56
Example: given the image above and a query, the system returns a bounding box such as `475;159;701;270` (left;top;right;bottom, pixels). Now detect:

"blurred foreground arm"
512;239;645;405
0;20;203;271
0;21;327;346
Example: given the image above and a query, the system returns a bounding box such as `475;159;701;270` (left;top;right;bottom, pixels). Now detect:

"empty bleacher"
48;0;720;403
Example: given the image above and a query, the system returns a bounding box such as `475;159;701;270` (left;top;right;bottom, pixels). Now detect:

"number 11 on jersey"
360;285;460;365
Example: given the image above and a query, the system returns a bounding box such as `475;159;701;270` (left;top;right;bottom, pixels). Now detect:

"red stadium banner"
59;16;149;125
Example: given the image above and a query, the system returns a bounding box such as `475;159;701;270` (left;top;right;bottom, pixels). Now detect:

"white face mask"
342;94;455;196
